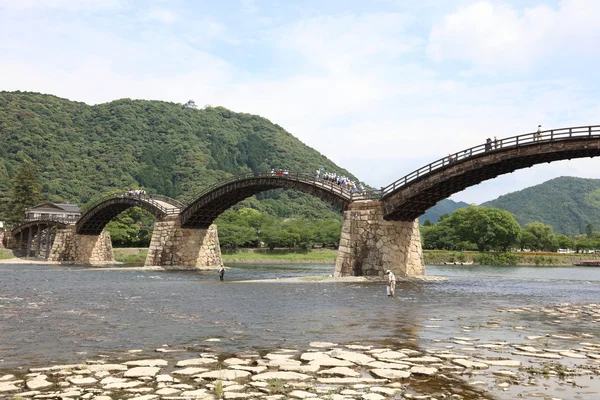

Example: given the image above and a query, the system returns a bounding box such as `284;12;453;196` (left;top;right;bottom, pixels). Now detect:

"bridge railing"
83;193;184;215
382;125;600;196
186;171;378;204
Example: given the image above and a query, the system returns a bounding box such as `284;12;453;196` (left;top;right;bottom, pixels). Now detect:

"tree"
9;162;43;222
523;222;558;251
183;100;197;109
447;206;521;251
586;223;594;238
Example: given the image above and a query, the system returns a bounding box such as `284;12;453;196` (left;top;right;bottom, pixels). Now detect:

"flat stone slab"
223;358;251;366
252;372;312;381
362;394;386;400
176;358;218;367
483;359;521;367
155;388;181;395
317;377;387;384
308;356;354;367
289;390;318;398
452;359;489;369
511;351;562;359
0;383;20;393
410;366;437;376
124;359;168;367
67;377;97;385
309;342;337;348
123;367;161;377
317;367;361;377
129;395;158;400
230;365;268;374
103;381;144;389
172;367;209;376
405;356;442;364
493;370;518;378
370;369;411;379
373;351;407;360
560;351;587;359
199;370;251;380
367;361;409;370
330;350;376;365
26;379;53;390
87;364;128;372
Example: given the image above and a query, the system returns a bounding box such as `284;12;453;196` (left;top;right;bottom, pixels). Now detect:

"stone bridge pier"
334;200;425;277
47;226;115;263
144;216;223;269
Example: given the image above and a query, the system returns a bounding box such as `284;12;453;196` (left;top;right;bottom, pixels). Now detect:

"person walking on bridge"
536;125;542;141
385;270;396;297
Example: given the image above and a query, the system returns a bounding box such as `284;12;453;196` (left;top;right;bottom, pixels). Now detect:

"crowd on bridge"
315;170;364;193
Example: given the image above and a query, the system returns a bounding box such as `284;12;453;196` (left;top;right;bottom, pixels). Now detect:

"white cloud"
427;0;600;70
0;0;122;12
145;9;178;24
277;12;422;73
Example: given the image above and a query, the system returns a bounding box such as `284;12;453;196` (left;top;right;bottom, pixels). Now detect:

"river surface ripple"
1;263;600;370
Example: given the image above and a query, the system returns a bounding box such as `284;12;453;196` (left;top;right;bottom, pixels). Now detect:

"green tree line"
422;205;600;253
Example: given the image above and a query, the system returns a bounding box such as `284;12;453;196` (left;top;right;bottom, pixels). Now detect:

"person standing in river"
219;266;225;281
385;270;396;297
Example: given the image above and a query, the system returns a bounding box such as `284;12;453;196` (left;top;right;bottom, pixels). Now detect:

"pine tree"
9;162;43;222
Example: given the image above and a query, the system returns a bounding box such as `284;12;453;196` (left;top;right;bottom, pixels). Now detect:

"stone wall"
145;216;223;270
334;200;425;277
0;229;4;249
47;226;115;263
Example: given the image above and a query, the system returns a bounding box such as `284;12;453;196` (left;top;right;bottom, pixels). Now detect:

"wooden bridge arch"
381;125;600;221
180;172;369;228
76;193;184;235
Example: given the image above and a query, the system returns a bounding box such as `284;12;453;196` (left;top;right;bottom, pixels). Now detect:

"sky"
1;0;600;204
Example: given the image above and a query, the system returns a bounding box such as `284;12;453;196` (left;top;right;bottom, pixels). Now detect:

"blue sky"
2;0;600;203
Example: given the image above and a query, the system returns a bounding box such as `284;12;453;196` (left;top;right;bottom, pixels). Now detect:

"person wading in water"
385;270;396;297
219;266;225;281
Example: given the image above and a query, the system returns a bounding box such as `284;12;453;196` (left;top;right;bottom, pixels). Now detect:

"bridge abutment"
334;201;425;277
47;226;115;263
145;216;223;270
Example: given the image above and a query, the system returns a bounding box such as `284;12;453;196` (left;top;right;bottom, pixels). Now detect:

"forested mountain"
420;199;469;224
0;91;359;222
483;177;600;235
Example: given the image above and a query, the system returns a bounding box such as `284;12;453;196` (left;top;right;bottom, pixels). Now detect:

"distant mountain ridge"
0;91;359;222
483;176;600;235
421;176;600;235
420;199;469;224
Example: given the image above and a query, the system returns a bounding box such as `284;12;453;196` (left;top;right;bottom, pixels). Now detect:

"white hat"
385;270;391;274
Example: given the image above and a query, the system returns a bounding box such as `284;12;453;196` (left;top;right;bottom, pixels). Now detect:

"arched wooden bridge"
11;217;70;258
381;125;600;220
8;124;600;243
76;193;184;235
180;172;374;228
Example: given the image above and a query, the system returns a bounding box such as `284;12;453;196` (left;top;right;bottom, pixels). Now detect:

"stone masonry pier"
145;216;223;269
47;225;114;263
334;200;425;277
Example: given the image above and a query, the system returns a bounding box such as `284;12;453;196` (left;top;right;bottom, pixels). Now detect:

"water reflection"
0;262;599;370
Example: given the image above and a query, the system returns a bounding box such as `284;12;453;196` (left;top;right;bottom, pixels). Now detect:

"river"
1;262;600;399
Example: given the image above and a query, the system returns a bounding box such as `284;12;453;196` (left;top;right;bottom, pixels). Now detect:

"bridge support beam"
144;216;223;270
334;201;425;277
47;226;115;263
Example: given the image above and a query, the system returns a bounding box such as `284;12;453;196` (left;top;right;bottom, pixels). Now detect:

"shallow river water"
1;262;600;399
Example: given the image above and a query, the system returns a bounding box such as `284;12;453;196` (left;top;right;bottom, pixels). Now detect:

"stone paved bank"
1;303;600;400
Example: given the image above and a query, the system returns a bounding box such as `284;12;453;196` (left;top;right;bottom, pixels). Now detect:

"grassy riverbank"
0;249;15;260
424;250;599;266
113;248;338;264
112;247;597;266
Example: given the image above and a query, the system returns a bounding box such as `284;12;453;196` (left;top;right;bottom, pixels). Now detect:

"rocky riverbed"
1;303;599;400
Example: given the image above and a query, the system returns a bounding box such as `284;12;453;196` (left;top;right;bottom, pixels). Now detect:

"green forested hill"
0;91;358;221
483;177;600;235
420;199;469;224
